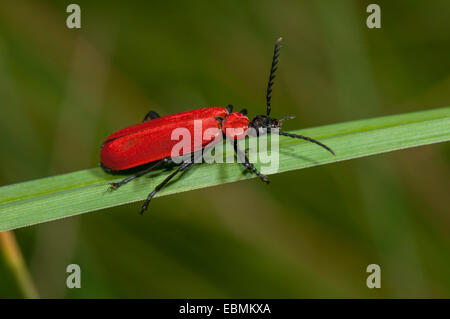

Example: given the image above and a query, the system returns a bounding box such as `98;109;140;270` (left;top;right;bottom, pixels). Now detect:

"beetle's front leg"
232;139;269;184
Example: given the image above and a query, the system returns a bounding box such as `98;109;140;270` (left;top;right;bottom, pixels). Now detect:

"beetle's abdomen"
101;107;227;170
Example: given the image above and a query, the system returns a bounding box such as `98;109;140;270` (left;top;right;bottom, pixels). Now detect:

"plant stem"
0;231;39;298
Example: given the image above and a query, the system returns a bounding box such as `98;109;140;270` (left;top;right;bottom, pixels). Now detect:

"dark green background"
0;0;449;298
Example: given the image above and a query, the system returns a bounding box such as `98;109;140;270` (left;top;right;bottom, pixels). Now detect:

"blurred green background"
1;0;449;298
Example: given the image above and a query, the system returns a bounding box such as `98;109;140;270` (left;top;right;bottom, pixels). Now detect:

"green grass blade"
0;107;449;231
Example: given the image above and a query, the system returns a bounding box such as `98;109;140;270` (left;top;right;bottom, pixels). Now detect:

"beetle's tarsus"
110;182;120;190
140;191;156;214
140;204;148;215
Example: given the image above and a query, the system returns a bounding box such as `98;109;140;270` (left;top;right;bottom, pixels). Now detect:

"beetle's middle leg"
110;157;171;190
142;110;160;122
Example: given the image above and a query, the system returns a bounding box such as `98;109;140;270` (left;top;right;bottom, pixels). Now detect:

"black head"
249;114;296;135
250;115;280;131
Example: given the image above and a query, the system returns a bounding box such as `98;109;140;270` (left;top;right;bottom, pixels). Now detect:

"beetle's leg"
275;131;335;155
232;139;269;184
239;108;248;116
140;143;219;214
226;104;233;113
140;160;195;214
142;110;160;122
110;157;171;190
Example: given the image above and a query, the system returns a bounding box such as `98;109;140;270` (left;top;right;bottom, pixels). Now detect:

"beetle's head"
249;115;295;135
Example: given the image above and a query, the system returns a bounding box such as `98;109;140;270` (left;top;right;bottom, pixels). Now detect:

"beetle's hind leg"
110;157;171;190
142;110;160;122
140;160;195;214
139;142;220;214
139;146;214;214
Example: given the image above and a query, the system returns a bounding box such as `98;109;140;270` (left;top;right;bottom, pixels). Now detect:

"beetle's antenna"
266;37;282;117
276;131;335;155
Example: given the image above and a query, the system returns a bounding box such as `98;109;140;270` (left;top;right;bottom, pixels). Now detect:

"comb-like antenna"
276;131;335;155
266;37;283;117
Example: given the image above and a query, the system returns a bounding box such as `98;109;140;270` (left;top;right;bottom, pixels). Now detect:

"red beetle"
101;38;334;213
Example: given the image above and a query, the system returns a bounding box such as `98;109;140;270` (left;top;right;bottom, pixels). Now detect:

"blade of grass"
0;107;449;231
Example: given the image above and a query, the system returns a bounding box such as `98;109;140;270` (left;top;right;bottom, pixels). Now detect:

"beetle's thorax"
222;112;249;139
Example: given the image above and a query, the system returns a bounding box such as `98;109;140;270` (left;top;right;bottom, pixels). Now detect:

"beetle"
101;38;335;214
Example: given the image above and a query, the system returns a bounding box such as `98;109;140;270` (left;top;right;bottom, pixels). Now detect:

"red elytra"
101;107;248;170
101;38;334;214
